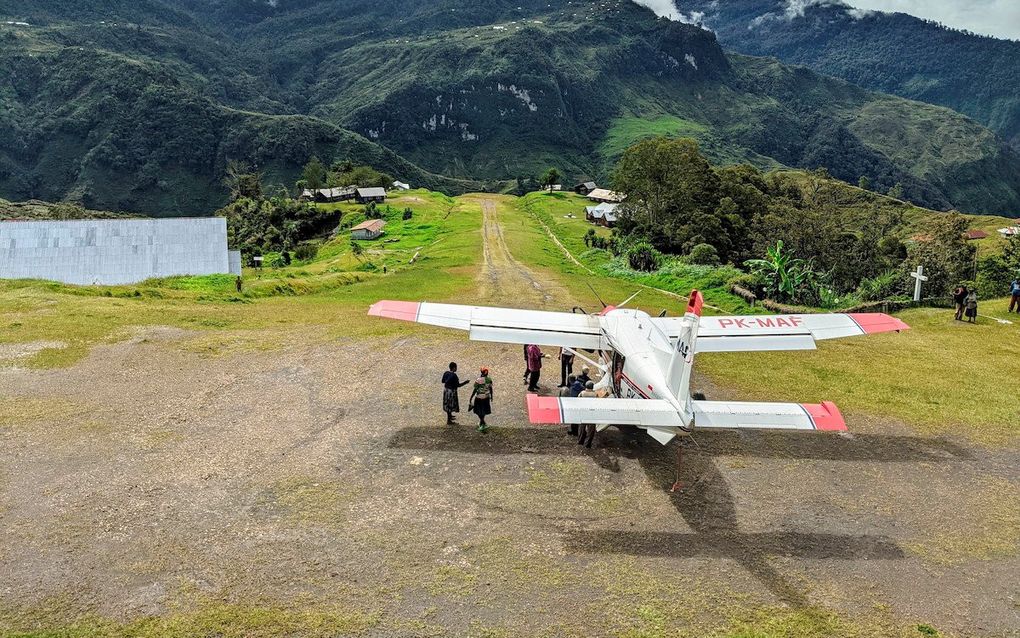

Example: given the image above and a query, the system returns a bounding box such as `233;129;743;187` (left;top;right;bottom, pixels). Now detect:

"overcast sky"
848;0;1020;40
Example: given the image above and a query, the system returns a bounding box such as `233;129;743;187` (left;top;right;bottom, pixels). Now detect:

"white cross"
910;265;929;302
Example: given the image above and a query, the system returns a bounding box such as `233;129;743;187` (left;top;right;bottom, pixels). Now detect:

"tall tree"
540;168;561;191
302;156;326;191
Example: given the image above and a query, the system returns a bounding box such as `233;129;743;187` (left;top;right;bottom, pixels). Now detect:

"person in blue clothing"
1009;278;1020;313
569;376;585;397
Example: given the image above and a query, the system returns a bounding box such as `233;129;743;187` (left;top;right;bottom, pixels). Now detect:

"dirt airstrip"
1;202;1018;636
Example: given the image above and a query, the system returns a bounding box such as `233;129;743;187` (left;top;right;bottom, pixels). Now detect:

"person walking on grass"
953;284;968;321
558;347;574;388
1009;278;1020;313
469;367;494;432
441;362;470;425
526;344;545;392
965;289;978;323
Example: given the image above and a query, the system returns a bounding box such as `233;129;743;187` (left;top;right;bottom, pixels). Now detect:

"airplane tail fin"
666;290;702;402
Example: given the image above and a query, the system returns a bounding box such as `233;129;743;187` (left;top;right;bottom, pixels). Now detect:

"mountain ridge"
1;0;1019;216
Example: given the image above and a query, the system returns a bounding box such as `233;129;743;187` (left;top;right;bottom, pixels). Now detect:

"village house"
350;219;386;240
356;187;387;204
587;188;625;203
300;186;356;203
574;181;597;195
392;181;411;191
585;203;619;228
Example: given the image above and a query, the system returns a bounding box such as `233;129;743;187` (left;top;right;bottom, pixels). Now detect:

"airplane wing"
368;301;606;349
526;394;845;444
653;313;909;353
527;394;685;428
692;400;846;431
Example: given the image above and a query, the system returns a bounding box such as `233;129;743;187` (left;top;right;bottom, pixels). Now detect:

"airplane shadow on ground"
388;425;970;606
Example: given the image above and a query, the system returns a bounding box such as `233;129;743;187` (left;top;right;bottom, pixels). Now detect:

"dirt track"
1;205;1018;636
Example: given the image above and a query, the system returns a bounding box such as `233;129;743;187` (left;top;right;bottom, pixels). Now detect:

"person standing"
560;375;578;436
526;344;544;392
965;289;979;323
578;366;592;387
441;362;470;424
558;347;575;388
1009;278;1020;313
469;368;494;432
577;381;598;448
953;284;967;321
522;345;530;385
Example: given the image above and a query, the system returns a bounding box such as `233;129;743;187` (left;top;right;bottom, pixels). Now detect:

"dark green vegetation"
605;137;1019;306
683;0;1020;150
0;198;130;220
2;0;1020;216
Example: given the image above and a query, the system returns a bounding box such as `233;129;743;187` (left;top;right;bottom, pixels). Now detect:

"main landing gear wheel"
670;392;705;492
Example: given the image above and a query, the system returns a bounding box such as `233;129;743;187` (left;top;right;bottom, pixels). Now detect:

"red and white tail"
665;290;703;402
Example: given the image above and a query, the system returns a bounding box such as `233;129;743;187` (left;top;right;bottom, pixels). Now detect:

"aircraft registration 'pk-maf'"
368;291;909;445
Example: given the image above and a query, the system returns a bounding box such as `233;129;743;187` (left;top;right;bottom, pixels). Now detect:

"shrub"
688;243;720;266
627;242;660;272
856;270;906;302
402;207;413;220
294;243;319;261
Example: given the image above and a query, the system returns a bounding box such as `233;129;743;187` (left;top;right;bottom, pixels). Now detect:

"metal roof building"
0;217;234;285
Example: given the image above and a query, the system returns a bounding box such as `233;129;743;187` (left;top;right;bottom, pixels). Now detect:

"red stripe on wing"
847;313;910;334
801;401;847;432
527;394;562;424
368;300;422;322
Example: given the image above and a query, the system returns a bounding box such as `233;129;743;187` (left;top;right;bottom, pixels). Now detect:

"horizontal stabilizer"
693;400;846;431
527;394;684;428
655;312;909;353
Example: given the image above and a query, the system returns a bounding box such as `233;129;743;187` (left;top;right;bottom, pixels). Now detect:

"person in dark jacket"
469;368;494;432
558;347;575;387
441;362;470;424
560;375;578;435
569;376;585;397
953;285;968;321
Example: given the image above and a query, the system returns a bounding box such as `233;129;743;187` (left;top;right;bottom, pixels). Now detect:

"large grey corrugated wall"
0;218;231;285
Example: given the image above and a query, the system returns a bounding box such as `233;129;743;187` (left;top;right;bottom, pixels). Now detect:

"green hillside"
1;0;1020;216
682;0;1020;148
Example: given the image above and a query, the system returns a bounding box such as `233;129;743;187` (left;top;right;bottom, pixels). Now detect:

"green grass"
699;305;1020;444
0;190;482;369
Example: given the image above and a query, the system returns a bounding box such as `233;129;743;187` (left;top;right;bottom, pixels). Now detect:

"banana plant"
745;240;817;302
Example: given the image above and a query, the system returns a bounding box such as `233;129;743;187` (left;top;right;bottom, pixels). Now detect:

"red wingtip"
848;313;910;334
686;290;704;317
802;401;847;432
526;394;563;424
368;300;421;321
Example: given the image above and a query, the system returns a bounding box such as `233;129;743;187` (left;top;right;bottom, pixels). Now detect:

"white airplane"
368;291;909;446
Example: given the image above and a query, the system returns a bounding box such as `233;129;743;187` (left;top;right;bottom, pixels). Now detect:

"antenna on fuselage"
587;283;608;309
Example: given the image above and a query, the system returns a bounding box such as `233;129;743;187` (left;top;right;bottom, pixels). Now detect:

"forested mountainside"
1;0;1019;216
680;0;1020;149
